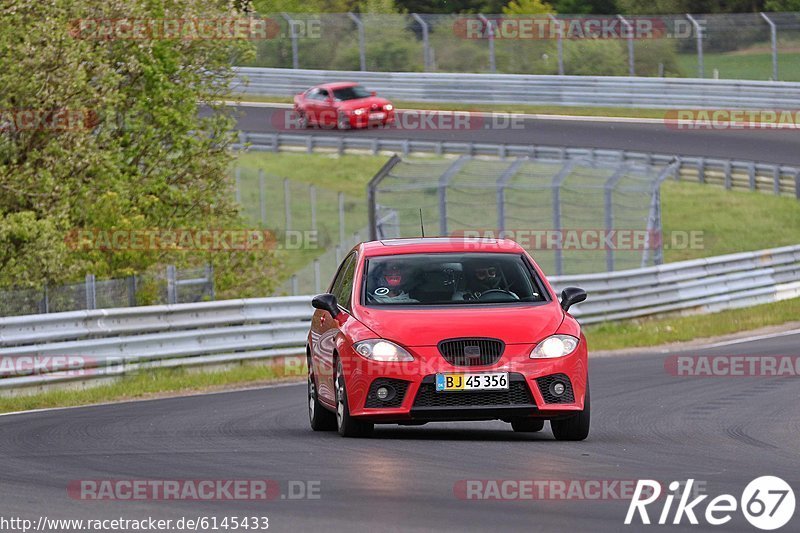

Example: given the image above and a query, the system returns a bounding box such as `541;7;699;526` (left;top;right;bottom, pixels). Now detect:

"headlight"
384;104;393;111
353;108;365;115
353;339;414;362
530;335;579;359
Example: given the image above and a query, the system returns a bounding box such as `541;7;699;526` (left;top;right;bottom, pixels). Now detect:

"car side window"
330;253;356;306
306;88;319;99
332;253;357;311
318;88;330;100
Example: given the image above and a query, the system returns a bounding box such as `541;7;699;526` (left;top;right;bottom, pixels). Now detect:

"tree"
502;0;555;15
0;0;281;296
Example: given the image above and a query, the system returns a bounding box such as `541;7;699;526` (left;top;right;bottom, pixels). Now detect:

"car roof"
315;82;360;90
360;237;524;257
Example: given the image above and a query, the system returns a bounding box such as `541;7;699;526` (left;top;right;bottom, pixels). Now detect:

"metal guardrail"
237;132;800;199
233;67;800;109
1;245;799;392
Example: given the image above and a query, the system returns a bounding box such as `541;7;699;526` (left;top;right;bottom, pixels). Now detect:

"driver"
464;262;518;300
370;261;418;303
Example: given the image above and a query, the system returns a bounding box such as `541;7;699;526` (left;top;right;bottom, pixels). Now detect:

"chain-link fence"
246;12;800;81
367;155;678;276
0;265;214;317
233;167;367;296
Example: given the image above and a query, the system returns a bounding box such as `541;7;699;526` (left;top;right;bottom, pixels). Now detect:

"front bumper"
348;110;395;128
344;343;588;423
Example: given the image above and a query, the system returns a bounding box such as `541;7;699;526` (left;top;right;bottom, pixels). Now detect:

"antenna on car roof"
419;209;425;238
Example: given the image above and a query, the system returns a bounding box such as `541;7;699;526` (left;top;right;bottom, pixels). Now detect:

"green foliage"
764;0;800;9
0;0;281;295
563;39;627;75
502;0;555;15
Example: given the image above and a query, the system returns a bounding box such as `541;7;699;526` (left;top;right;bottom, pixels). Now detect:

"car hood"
355;302;564;346
337;97;390;110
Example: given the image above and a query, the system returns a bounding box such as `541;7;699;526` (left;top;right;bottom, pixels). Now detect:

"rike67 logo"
626;477;795;530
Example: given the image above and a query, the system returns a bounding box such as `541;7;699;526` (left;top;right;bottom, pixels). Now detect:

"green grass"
677;51;800;82
586;296;800;351
661;180;800;262
0;360;304;414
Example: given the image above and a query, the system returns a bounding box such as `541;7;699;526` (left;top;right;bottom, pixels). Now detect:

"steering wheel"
477;289;519;301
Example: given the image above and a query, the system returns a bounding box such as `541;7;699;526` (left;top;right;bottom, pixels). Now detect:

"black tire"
511;418;545;433
336;111;351;130
551;383;590;441
335;358;373;437
308;355;336;431
295;111;308;129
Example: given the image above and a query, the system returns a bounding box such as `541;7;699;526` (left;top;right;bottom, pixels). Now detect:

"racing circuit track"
232;104;800;166
1;332;799;532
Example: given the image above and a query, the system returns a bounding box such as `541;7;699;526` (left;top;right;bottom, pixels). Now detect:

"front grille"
365;378;410;408
536;374;575;404
438;338;504;366
412;373;534;408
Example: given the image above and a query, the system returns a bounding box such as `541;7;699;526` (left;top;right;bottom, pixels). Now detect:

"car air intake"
438;338;504;366
536;374;575;404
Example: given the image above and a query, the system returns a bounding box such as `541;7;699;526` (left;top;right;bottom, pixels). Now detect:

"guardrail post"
348;12;367;71
748;161;756;190
773;166;781;196
724;160;732;190
549;15;564;75
283;178;292;231
166;266;177;305
411;14;431;71
686;14;704;78
697;157;705;183
291;275;298;295
760;12;778;81
478;14;496;73
314;259;321;293
795;170;800;200
85;274;96;310
617;15;635;76
42;285;49;314
281;13;299;69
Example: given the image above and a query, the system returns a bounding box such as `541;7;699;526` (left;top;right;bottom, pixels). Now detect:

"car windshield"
363;253;547;306
333;85;372;101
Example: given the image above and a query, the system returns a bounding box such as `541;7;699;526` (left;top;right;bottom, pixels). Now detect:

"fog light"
376;386;390;400
552;382;566;396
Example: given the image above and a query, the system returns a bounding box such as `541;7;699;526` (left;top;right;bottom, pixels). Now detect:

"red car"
306;237;590;440
292;82;395;129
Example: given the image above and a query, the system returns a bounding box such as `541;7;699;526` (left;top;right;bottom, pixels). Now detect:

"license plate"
369;112;386;120
435;372;509;392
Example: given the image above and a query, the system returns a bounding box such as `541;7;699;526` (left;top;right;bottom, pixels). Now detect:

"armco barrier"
236;132;800;199
233;67;800;110
1;245;799;392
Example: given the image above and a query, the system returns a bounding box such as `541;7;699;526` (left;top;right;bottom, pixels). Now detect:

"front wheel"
335;358;373;437
308;358;336;431
551;383;590;441
336;111;351;130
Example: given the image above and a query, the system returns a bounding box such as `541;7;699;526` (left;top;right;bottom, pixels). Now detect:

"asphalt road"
232;104;800;166
1;332;798;532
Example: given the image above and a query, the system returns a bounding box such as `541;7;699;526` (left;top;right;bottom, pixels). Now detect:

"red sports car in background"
293;82;395;129
306;237;590;440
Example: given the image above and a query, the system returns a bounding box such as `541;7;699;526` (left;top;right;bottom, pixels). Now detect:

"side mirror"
371;91;377;97
312;293;340;318
560;287;587;312
327;96;335;105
